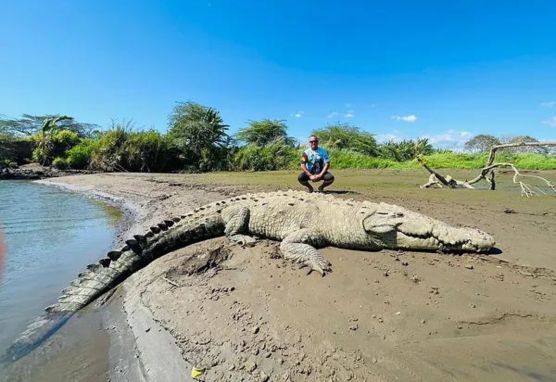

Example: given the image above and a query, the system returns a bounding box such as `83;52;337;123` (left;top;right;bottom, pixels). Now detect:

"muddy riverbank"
3;170;556;381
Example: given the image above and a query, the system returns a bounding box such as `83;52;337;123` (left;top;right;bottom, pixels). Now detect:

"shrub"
325;148;411;169
52;157;69;169
66;139;96;169
0;135;34;164
231;142;298;171
379;139;434;161
124;130;172;172
32;129;81;165
88;127;129;171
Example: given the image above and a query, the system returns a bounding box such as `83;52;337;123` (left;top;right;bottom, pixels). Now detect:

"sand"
4;170;556;381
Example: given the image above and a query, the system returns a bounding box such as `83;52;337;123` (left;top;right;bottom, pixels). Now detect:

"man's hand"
310;174;321;181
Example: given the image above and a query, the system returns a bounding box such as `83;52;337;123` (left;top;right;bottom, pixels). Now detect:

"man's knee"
298;172;310;183
323;172;335;183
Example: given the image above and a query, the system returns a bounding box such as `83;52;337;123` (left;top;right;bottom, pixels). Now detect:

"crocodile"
3;190;495;361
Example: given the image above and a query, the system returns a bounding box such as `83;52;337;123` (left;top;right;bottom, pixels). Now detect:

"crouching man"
298;134;335;193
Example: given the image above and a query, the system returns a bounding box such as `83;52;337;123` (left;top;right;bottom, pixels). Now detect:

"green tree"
312;123;378;156
380;138;434;161
167;102;230;170
235;119;294;147
32;116;79;165
464;134;501;153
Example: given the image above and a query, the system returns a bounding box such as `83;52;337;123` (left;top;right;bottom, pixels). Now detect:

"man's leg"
298;172;314;193
317;172;335;192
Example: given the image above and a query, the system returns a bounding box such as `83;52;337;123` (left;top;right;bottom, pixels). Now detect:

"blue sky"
1;0;555;149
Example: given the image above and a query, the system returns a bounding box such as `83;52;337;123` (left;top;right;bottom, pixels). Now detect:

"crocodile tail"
3;212;225;363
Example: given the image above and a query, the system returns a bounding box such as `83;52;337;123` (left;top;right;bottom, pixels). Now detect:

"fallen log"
419;141;556;197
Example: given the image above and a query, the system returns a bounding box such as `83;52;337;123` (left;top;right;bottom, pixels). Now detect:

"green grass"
321;150;556;171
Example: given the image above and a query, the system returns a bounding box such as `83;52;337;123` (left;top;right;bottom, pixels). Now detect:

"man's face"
309;137;319;149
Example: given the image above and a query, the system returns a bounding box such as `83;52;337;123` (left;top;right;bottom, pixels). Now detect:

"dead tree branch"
419;141;556;197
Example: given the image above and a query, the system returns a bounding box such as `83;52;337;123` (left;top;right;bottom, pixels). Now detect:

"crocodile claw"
307;260;329;277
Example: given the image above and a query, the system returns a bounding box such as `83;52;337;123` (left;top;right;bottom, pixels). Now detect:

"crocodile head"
361;202;495;252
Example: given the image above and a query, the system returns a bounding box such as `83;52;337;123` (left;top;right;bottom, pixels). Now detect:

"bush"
419;152;488;169
0;135;34;164
513;153;556;170
326;148;411;169
66;139;96;169
88;127;129;171
379;139;434;161
124;130;172;172
82;127;178;172
32;129;81;165
231;142;298;171
52;157;69;169
418;152;556;170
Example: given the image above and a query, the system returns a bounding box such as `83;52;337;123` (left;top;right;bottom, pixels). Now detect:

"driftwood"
419;141;556;197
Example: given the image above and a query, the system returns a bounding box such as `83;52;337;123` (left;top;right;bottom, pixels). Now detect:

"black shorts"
298;171;334;182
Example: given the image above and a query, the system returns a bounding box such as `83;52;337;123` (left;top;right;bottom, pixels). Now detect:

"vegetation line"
1;102;555;172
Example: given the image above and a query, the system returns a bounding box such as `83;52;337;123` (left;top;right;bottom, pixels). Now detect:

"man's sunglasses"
309;140;318;143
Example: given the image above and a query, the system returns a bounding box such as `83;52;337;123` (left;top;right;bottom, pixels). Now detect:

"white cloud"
376;133;403;143
422;130;473;151
290;111;304;118
540;101;556;108
375;129;473;150
542;116;556;127
327;110;355;118
392;114;417;123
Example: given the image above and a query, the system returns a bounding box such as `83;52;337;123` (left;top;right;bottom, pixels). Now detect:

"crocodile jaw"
392;226;495;252
362;204;495;253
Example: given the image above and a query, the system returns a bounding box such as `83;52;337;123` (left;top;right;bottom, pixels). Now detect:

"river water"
0;180;121;357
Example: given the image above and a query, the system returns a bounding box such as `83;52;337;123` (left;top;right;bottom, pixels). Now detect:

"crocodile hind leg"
280;229;331;276
223;206;257;246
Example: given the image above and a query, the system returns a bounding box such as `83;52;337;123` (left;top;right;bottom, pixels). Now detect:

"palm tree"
33;116;72;165
168;102;230;170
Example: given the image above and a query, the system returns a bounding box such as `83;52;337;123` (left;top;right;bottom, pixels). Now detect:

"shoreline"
35;178;141;245
34;177;207;381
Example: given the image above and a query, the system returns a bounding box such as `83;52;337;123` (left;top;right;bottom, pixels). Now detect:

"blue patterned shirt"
301;147;330;174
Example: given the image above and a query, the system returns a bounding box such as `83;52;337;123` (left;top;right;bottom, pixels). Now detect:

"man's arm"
300;152;312;177
317;162;330;179
301;162;312;176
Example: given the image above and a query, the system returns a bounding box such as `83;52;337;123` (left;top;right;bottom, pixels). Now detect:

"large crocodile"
4;190;495;361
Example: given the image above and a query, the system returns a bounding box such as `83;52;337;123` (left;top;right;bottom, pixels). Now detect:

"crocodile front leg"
280;229;331;276
223;206;257;246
